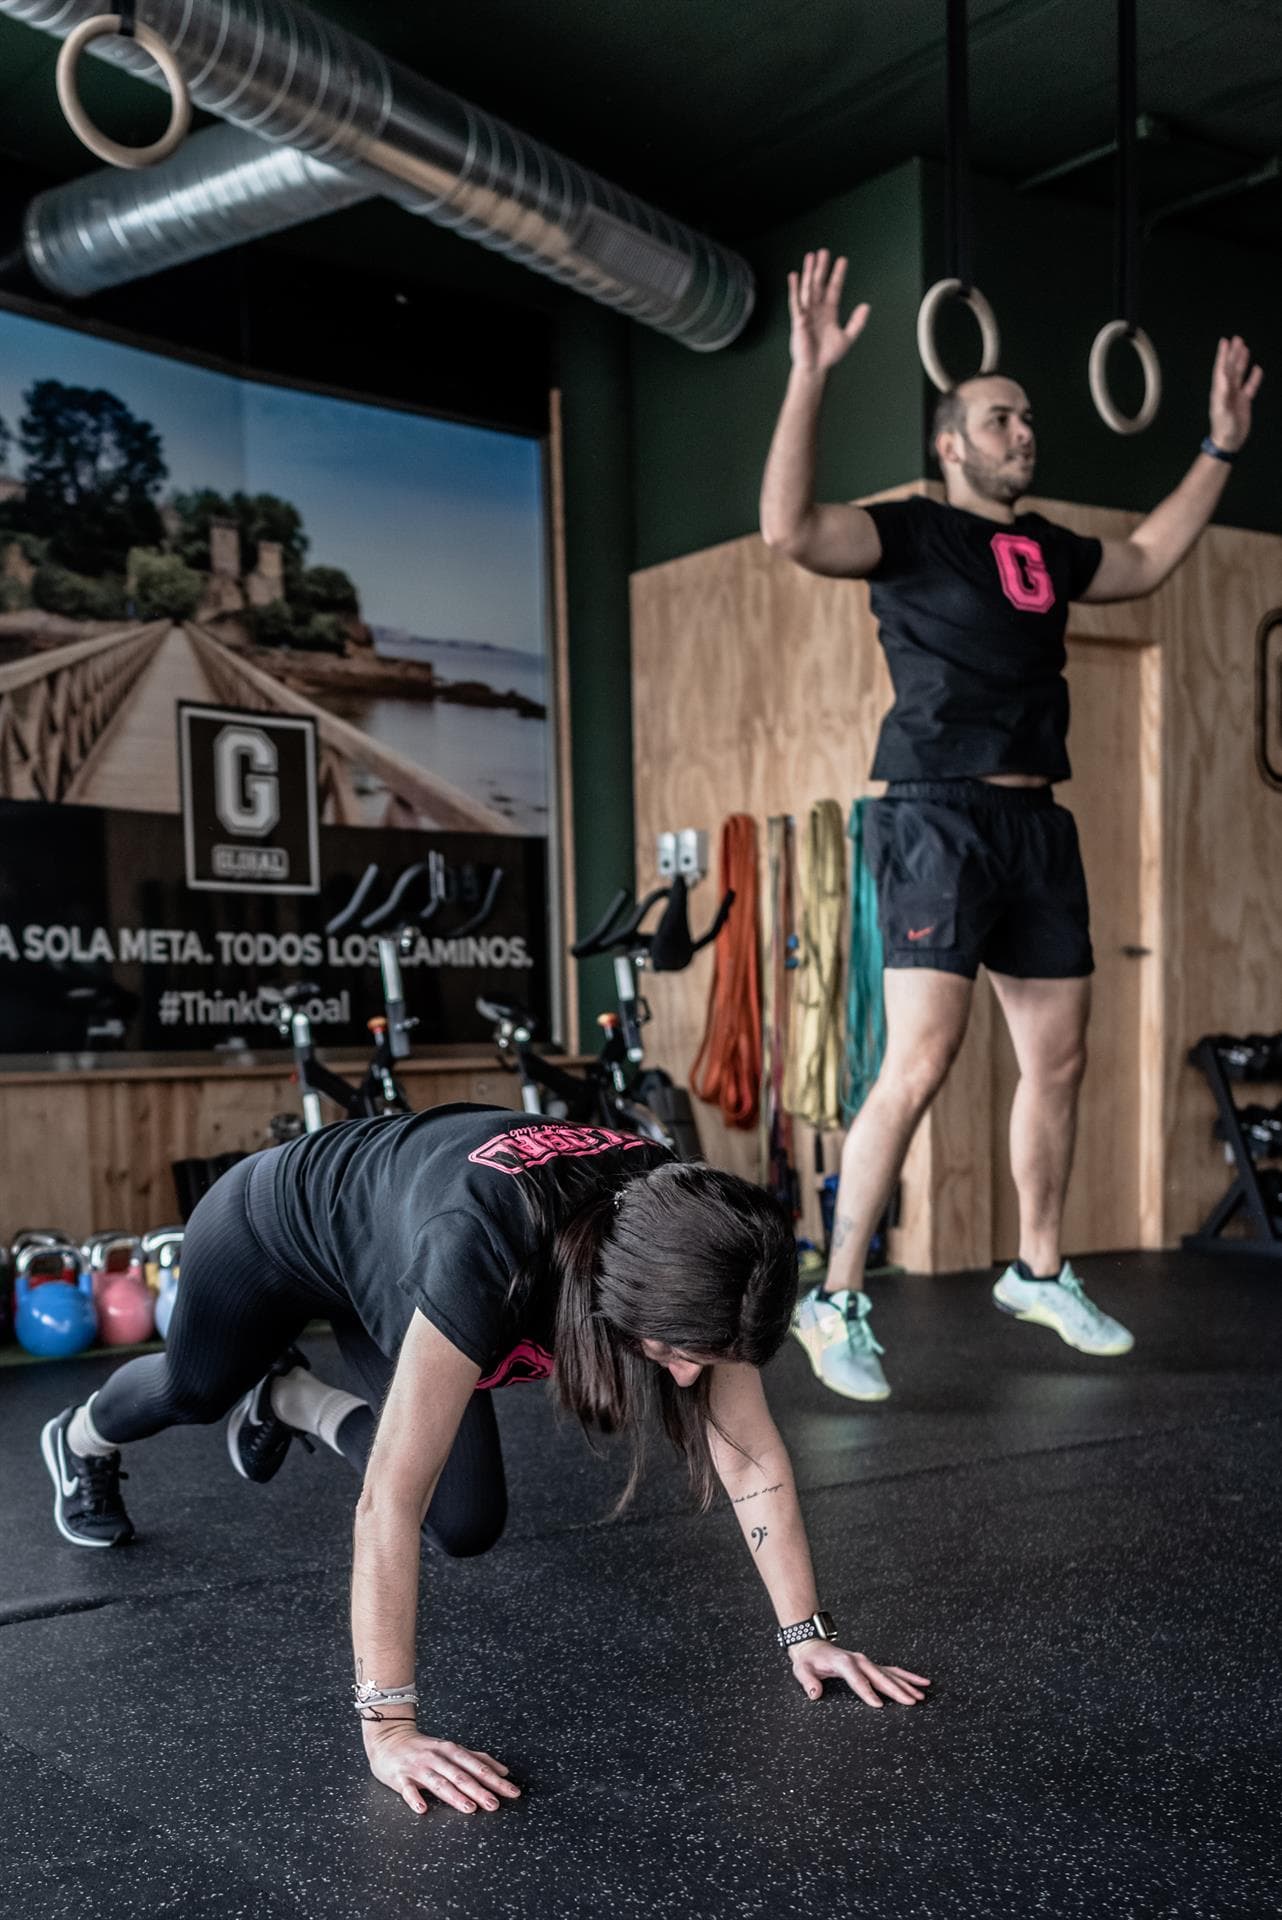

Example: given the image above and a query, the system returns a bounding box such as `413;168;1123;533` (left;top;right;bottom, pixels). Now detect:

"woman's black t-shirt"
252;1105;656;1387
862;496;1103;782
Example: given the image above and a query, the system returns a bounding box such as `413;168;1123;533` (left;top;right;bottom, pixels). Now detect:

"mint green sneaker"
790;1286;890;1400
992;1261;1134;1356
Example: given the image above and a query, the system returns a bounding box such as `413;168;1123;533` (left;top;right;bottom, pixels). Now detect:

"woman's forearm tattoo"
750;1526;768;1553
732;1481;783;1506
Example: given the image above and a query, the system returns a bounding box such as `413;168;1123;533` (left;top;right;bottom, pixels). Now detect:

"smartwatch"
776;1610;837;1650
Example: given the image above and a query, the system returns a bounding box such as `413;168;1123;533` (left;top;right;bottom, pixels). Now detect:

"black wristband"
1201;436;1236;464
776;1610;836;1650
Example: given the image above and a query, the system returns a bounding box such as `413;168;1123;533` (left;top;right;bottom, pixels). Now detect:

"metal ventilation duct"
24;124;373;297
3;0;754;350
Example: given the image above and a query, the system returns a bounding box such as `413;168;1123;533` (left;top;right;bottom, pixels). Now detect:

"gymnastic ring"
1088;321;1162;435
916;277;1001;393
55;15;192;171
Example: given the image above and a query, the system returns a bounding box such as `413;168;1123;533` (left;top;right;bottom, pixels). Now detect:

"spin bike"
266;933;414;1136
477;872;732;1162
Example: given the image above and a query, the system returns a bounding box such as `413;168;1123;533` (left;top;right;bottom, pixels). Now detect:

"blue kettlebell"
144;1227;183;1341
155;1264;180;1340
15;1258;97;1359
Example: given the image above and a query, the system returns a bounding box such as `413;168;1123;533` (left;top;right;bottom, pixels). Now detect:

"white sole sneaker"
993;1272;1135;1357
40;1412;134;1549
790;1309;892;1401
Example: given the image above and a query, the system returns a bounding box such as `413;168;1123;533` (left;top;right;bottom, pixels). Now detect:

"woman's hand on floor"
364;1723;522;1816
789;1642;930;1707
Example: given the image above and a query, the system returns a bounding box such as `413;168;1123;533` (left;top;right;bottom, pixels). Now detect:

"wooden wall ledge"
0;1052;588;1087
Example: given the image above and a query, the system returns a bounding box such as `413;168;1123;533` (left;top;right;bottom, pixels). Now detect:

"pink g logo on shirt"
991;532;1055;613
469;1123;652;1176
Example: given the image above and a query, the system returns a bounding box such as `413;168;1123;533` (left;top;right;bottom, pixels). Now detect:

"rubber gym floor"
1;1249;1278;1920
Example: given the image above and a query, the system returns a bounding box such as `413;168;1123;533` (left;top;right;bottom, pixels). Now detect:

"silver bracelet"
352;1679;419;1717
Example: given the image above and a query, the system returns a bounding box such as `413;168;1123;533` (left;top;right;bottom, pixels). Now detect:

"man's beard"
960;439;1034;505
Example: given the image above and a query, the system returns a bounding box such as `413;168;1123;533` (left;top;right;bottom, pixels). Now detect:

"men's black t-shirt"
256;1105;657;1387
862;496;1103;782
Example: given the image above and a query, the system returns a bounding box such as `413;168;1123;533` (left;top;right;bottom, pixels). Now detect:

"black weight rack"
1182;1037;1282;1259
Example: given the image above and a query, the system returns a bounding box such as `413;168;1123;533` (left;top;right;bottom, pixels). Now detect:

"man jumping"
761;249;1263;1401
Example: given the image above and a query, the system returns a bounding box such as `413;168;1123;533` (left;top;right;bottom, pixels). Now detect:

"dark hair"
509;1153;798;1512
931;371;1020;463
931;384;971;447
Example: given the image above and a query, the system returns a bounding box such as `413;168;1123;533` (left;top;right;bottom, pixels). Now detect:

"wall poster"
0;300;557;1063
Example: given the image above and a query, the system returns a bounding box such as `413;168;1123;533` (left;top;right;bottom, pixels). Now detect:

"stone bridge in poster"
0;620;506;833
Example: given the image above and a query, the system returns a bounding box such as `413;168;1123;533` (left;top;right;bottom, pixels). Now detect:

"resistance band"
761;815;800;1218
783;799;846;1132
689;813;762;1131
840;798;886;1124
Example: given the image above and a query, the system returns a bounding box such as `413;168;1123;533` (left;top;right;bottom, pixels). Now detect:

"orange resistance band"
690;813;762;1130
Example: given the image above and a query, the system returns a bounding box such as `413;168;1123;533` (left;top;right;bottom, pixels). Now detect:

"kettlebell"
98;1269;156;1347
141;1226;184;1292
15;1258;97;1359
16;1242;82;1287
85;1233;145;1301
145;1228;184;1340
155;1264;181;1340
12;1228;76;1263
82;1230;133;1297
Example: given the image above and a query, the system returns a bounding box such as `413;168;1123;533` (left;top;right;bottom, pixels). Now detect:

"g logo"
991;531;1055;613
214;725;280;837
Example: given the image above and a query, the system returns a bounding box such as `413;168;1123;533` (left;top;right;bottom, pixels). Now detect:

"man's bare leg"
792;969;974;1402
988;971;1133;1355
987;973;1090;1277
824;968;975;1296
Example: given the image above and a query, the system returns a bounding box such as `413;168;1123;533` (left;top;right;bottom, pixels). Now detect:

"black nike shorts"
863;779;1094;981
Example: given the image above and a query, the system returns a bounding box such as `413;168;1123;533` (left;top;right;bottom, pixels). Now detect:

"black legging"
88;1155;507;1558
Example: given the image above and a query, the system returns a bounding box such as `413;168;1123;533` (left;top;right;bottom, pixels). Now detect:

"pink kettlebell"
84;1232;142;1301
97;1269;156;1347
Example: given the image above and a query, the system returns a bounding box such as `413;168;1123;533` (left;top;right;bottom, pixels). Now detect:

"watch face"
814;1611;836;1639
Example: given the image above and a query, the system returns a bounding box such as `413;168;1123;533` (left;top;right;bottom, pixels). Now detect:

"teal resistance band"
840;798;886;1123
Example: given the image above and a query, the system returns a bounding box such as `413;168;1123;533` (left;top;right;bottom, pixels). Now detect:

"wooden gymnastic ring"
916;277;1001;393
1088;320;1162;435
55;14;192;171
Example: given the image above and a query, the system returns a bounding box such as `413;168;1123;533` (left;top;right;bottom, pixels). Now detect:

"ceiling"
0;0;1277;261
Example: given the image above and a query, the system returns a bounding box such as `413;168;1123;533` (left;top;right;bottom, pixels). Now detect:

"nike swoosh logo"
56;1431;79;1498
906;925;936;942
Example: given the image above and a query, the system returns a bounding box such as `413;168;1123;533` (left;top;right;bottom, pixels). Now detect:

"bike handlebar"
569;887;634;959
570;881;734;968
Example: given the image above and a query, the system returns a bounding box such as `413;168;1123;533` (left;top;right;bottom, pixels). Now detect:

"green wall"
628;156;1280;574
555;305;639;1045
919;163;1281;534
630;161;928;572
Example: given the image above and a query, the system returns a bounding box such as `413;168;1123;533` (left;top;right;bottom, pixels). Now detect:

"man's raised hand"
1209;335;1264;453
787;251;870;376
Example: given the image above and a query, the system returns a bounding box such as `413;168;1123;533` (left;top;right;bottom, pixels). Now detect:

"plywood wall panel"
1157;524;1282;1239
631;486;945;1261
0;1060;530;1242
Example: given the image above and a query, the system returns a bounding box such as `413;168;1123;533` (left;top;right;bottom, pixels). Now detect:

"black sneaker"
40;1407;134;1549
227;1345;314;1483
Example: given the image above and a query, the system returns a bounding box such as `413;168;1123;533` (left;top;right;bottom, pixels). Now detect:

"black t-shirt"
862;496;1102;781
260;1105;657;1387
